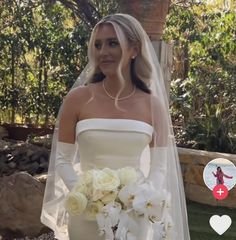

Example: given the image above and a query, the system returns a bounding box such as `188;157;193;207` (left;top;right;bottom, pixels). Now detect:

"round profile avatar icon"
203;158;236;191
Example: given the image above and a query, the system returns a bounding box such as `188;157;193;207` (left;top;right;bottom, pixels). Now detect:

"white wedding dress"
68;118;154;240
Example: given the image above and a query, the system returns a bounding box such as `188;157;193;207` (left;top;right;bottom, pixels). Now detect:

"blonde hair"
87;13;153;107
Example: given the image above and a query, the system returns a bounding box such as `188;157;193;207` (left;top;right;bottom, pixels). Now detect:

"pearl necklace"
102;80;136;101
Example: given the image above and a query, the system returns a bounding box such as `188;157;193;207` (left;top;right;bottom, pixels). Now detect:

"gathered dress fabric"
68;118;153;240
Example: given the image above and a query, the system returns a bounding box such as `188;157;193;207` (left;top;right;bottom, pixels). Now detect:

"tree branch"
58;0;101;28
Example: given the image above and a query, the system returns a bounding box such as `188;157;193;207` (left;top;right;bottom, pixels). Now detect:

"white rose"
93;168;120;192
72;172;93;197
73;182;88;195
84;200;104;221
92;189;106;201
65;191;87;216
83;171;93;185
101;190;118;204
118;167;138;185
75;171;94;197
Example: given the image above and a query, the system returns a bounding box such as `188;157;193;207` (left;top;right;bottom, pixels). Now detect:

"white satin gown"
68;118;154;240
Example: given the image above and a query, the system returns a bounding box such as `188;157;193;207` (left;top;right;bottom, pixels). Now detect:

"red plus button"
213;184;228;200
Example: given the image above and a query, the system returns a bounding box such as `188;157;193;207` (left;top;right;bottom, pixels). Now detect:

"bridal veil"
41;13;191;240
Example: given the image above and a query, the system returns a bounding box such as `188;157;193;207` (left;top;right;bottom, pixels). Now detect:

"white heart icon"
209;215;232;235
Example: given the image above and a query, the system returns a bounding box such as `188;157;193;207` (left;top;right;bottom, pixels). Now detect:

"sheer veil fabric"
41;13;191;240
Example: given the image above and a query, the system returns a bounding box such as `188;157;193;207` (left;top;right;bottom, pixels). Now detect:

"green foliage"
0;0;118;126
92;0;119;17
164;2;236;153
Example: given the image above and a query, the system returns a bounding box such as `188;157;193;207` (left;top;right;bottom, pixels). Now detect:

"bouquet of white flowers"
65;167;172;240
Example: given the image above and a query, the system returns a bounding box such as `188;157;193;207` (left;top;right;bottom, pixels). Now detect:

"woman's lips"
100;60;114;66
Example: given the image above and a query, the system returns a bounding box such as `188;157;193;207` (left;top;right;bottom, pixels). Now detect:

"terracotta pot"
118;0;171;40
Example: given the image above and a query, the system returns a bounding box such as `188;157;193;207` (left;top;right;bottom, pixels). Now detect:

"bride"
41;13;191;240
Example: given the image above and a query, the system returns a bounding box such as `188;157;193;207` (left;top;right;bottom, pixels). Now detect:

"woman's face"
93;23;136;77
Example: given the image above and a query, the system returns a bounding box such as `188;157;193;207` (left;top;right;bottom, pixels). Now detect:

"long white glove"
148;147;168;190
55;141;78;191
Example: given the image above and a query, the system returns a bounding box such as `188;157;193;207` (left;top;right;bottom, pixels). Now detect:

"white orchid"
96;202;121;239
115;211;139;240
96;212;114;239
132;184;166;222
118;183;140;207
152;221;166;240
126;232;138;240
163;212;173;235
163;192;171;209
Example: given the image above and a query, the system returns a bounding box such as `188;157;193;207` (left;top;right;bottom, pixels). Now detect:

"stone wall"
178;147;236;209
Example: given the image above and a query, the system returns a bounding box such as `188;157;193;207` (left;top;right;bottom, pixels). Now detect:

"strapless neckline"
76;118;154;138
77;118;153;128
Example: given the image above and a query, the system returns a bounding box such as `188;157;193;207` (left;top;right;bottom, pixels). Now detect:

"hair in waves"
86;13;154;108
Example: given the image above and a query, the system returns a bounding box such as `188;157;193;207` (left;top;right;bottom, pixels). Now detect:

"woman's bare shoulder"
66;85;89;96
149;94;165;107
64;85;93;104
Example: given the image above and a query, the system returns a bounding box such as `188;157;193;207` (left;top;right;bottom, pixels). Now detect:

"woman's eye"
94;41;119;50
94;43;101;49
109;41;119;47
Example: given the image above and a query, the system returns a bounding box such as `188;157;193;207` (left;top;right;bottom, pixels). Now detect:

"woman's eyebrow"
95;37;118;42
107;37;118;41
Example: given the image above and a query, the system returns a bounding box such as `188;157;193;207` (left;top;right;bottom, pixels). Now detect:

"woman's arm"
212;172;217;177
148;96;168;189
149;95;168;148
55;88;82;190
58;88;79;143
148;147;167;190
223;173;233;179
